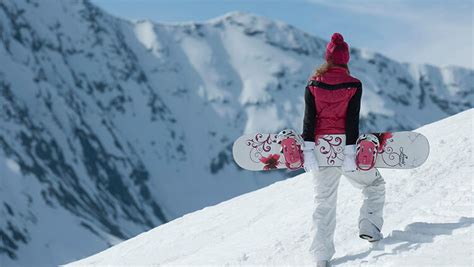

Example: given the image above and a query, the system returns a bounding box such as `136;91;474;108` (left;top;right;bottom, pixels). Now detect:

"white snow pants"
309;167;385;261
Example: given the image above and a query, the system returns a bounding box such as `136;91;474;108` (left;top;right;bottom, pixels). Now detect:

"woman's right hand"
302;141;319;172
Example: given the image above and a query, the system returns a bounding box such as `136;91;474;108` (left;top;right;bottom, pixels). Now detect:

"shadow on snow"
331;217;474;266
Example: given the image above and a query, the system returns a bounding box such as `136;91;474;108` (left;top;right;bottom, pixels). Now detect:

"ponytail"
312;59;349;78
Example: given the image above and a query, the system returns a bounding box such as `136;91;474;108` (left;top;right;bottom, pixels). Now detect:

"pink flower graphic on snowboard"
259;154;281;170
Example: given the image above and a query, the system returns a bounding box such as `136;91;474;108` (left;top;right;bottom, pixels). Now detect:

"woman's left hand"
342;145;357;172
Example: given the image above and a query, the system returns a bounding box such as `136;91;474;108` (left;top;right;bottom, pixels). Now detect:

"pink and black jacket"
302;66;362;145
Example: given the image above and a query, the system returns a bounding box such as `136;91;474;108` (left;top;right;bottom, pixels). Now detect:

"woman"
301;33;386;266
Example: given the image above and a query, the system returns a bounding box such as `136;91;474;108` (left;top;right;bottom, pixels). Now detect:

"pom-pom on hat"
325;33;350;65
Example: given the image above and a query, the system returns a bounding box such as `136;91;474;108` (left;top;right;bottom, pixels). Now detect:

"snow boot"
359;219;383;242
317;260;331;267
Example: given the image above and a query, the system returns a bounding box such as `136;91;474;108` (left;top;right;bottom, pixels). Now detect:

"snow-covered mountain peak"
208;11;282;26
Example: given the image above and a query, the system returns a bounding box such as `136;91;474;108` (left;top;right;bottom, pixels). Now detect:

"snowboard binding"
276;129;305;170
356;134;380;171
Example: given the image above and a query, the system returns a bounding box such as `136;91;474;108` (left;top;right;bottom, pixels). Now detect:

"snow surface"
69;109;474;266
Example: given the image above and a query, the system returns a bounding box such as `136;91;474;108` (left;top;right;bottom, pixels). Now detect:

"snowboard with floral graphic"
232;131;429;171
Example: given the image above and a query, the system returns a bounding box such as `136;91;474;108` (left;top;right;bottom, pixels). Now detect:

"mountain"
0;0;472;266
68;109;473;266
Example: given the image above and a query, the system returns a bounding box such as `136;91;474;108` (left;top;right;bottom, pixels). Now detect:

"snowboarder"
302;33;386;267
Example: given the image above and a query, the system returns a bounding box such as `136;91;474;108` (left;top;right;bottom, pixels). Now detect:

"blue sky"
91;0;473;69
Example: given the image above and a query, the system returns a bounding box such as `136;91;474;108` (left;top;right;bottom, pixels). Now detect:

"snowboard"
232;131;429;171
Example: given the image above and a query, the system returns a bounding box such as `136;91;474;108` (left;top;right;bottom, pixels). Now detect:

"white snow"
68;109;474;266
134;20;158;51
5;159;20;174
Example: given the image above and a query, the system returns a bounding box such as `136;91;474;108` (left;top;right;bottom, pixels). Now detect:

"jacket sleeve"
345;86;362;145
302;86;317;142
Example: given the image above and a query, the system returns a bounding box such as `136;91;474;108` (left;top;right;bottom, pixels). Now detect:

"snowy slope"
0;0;473;265
69;109;473;266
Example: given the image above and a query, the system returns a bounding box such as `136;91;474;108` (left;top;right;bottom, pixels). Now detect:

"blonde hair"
313;59;349;77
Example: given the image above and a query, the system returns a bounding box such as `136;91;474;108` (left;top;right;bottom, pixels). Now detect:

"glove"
342;145;357;172
302;141;319;172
